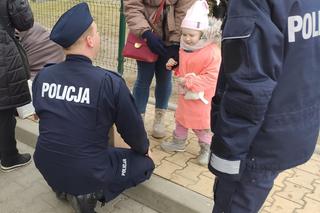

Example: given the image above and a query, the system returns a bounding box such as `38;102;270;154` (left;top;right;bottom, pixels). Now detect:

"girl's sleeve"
184;45;221;93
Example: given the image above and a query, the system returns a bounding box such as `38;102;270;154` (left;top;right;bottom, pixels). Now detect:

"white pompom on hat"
181;0;209;31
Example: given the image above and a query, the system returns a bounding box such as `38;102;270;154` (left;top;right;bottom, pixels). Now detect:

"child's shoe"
161;135;186;152
197;142;210;166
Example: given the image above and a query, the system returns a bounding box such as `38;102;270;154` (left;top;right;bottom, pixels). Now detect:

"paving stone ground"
143;105;320;212
14;104;320;213
0;142;158;213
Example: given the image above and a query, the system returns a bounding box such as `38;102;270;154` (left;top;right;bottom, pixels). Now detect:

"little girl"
161;0;222;166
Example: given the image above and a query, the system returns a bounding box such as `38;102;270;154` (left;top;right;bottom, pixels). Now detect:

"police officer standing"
209;0;320;212
32;3;154;213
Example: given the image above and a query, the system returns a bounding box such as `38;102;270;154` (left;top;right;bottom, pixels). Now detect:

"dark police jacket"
0;0;34;110
209;0;320;179
32;55;149;194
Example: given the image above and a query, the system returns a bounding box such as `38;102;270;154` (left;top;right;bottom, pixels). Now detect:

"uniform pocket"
222;17;255;74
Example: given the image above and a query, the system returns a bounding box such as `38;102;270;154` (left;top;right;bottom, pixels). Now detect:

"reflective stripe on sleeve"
222;34;251;41
210;153;241;175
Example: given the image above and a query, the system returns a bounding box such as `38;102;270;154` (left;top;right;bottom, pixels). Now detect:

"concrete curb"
16;118;39;148
15;118;213;213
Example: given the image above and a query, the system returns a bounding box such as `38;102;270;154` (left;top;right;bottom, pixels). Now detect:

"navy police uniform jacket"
32;55;151;195
209;0;320;179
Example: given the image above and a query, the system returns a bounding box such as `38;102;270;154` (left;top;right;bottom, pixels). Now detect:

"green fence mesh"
29;0;186;104
30;0;136;74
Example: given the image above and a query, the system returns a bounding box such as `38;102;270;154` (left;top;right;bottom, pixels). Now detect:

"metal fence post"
117;0;126;75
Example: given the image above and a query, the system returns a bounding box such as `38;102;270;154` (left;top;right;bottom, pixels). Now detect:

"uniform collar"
66;54;93;64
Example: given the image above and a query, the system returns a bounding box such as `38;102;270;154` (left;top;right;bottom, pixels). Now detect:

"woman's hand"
166;58;177;70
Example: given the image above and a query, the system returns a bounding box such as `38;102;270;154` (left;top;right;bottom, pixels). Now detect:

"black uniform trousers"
102;148;154;202
0;108;19;160
35;146;154;202
213;167;280;213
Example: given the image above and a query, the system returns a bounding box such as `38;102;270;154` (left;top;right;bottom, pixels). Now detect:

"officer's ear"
83;24;95;48
86;35;95;48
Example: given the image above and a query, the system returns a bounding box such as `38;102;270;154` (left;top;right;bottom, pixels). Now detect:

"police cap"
50;2;93;48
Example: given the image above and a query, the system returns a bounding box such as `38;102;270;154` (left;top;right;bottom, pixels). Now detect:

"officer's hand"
142;30;167;57
146;149;153;159
33;113;39;121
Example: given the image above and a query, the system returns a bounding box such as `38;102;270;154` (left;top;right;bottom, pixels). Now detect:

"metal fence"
29;0;212;104
30;0;136;75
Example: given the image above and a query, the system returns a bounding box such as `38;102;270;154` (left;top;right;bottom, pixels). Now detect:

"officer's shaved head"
65;23;94;49
64;22;100;60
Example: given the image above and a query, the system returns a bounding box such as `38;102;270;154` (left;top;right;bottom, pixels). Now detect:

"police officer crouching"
32;3;154;213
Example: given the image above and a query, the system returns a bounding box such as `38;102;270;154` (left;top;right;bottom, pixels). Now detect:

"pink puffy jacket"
175;43;221;129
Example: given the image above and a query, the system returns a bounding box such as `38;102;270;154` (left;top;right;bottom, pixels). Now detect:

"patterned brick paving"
144;105;320;212
22;104;320;212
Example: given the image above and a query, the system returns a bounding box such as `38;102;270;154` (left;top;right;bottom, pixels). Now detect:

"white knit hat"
181;0;209;31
